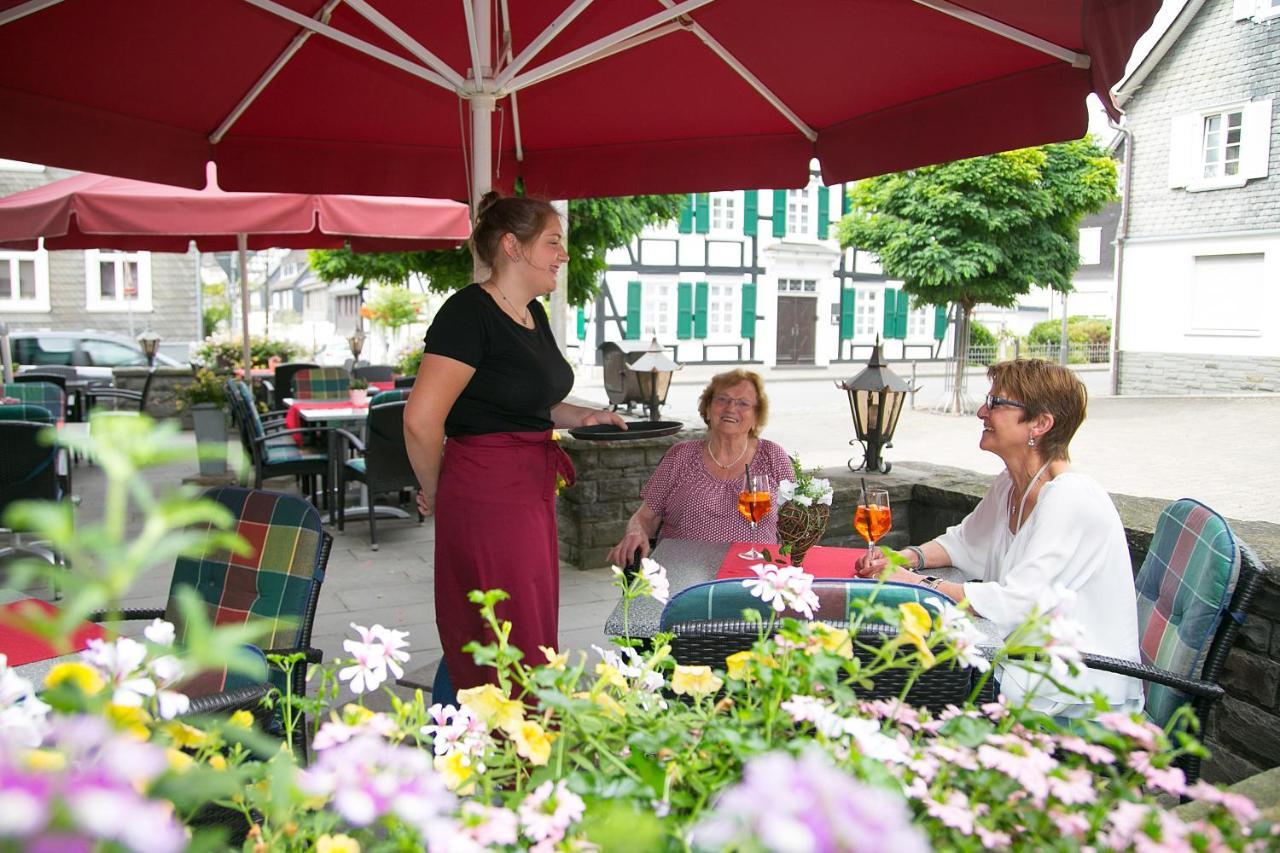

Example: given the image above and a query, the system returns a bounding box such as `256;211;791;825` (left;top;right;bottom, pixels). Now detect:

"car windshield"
81;338;145;367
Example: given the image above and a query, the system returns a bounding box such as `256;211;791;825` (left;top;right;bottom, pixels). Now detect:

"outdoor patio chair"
265;362;319;410
352;364;394;383
393;375;416;389
292;367;349;401
83;369;155;415
336;400;423;549
369;388;409;406
225;380;330;504
0;403;55;423
91;485;332;762
3;380;66;426
1080;498;1266;786
0;420;66;595
661;578;975;710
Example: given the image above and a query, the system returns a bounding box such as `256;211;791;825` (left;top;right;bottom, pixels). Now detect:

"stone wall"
1118;351;1280;395
111;366;204;428
557;447;1280;784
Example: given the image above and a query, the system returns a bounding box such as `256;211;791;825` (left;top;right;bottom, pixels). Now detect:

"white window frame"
0;248;50;313
907;306;930;339
853;287;879;339
1234;0;1280;21
84;249;153;312
707;282;738;337
643;280;675;339
1200;109;1244;181
1169;99;1273;192
786;188;810;237
1078;227;1103;266
710;194;736;232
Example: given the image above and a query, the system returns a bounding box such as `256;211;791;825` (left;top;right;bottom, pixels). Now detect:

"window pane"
1205;115;1221;134
18;259;35;299
0;260;10;298
124;262;139;297
100;262;117;299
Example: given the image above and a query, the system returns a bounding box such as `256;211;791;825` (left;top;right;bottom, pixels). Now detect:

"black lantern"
347;331;366;363
628;337;679;422
136;331;161;367
837;338;909;474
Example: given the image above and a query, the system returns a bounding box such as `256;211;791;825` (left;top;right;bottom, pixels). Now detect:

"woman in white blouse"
856;359;1142;717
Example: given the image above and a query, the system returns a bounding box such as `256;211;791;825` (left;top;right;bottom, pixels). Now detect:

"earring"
1027;435;1037;447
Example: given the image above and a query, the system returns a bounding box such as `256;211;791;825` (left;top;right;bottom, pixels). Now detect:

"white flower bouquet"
776;455;833;562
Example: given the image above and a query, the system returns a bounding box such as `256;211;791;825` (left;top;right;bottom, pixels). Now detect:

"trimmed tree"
837;138;1116;412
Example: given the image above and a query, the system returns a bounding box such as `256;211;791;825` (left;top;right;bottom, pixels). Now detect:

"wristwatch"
920;575;942;590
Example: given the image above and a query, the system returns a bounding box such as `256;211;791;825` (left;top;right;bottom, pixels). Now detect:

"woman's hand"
579;409;627;429
416;489;434;517
855;548;920;585
607;530;649;567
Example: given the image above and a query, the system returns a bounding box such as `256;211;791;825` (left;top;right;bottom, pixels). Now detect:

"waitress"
404;192;624;699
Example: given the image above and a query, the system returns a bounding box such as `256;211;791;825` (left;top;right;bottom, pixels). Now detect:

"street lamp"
137;331;161;367
347;331;366;365
837;338;909;474
627;337;679;422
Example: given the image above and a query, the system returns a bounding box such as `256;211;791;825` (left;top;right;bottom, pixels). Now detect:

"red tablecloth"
0;599;109;666
716;542;867;580
283;398;369;444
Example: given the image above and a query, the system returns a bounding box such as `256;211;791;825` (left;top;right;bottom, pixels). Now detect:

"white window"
0;249;50;312
1188;253;1264;336
1234;0;1280;20
854;288;879;338
708;284;737;336
777;278;817;293
907;306;930;339
1168;99;1272;190
643;282;673;337
786;189;810;237
1078;227;1103;266
710;195;736;231
84;250;152;312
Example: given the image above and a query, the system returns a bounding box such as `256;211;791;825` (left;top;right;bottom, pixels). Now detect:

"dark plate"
568;420;683;441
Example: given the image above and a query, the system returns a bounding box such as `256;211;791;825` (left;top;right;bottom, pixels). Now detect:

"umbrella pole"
238;233;251;374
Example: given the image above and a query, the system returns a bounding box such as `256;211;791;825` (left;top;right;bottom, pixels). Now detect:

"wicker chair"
336;400;423;549
1080;498;1266;785
661;578;975;710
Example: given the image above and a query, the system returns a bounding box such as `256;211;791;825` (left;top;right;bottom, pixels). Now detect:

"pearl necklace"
706;439;750;470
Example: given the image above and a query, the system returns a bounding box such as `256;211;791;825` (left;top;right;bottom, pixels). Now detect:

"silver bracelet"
904;545;926;570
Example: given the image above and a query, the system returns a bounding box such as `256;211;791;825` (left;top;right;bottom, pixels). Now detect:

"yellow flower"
725;651;754;681
572;691;626;719
207;754;228;771
897;601;936;667
810;623;854;660
105;703;152;740
670;665;723;697
44;662;105;696
24;749;66;772
166;747;194;773
227;710;254;729
457;684;525;735
341;703;376;725
540;645;569;670
316;834;361;853
434;751;476;794
163;721;208;749
594;661;628;690
512;720;555;766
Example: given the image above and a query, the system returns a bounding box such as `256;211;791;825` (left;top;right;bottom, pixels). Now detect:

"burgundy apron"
434;430;575;690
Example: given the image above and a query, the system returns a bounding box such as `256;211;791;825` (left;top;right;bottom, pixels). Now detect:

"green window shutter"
934;305;948;341
695;193;710;233
677;195;693;234
676;282;693;340
840;287;855;340
772;190;787;238
840;183;851;216
694;282;709;338
742;190;758;236
625;281;642;340
817;185;830;239
894;290;909;339
881;288;897;339
740;281;757;338
576;307;586;340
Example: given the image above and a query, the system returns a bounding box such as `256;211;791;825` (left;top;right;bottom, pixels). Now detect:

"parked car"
9;330;183;380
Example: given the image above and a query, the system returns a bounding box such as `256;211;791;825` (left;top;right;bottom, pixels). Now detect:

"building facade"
1113;0;1279;394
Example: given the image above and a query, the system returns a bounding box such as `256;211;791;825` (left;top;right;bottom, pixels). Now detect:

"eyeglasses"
983;393;1027;411
712;394;756;412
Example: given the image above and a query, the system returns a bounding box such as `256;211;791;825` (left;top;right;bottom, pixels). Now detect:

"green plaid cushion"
165;486;325;695
345;457;366;476
660;578;954;630
0;403;55;422
369;389;410;407
293;368;349;400
265;444;326;465
3;382;65;424
1135;499;1240;727
231;380;266;439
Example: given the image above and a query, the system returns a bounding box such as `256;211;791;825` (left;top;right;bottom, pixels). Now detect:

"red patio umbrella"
0;166;471;371
0;1;1159;205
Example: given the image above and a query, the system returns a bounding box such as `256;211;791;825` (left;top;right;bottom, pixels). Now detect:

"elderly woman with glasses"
606;369;794;567
856;359;1142;718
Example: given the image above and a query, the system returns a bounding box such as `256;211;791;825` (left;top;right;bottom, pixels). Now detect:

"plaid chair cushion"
165;486;325;685
293;368;349;401
1135;499;1241;727
233;381;267;440
660;578;954;630
0;403;55;422
369;389;409;407
179;644;270;699
2;382;65;425
345;457;366;476
265;444;326;465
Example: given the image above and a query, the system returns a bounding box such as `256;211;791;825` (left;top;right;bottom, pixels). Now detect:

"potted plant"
177;368;230;475
776;454;833;563
349;376;370;407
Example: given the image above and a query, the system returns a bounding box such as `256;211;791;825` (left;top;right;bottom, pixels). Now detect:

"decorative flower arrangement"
776;454;834;563
0;415;1274;852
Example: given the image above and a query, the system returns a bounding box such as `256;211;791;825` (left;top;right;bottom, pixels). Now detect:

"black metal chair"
225;380;331;506
352;364;394;383
393;375;416;389
0;420;65;595
1080;498;1266;785
83;369;155;415
265;362;319;410
336;400;423;549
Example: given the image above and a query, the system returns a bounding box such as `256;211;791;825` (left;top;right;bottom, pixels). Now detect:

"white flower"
792;493;813;507
370;624;411;680
143;618;176;646
927;601;991;673
777;480;797;502
776;469;834;507
742;564;820;618
421;703;492;760
518;780;586;846
742;563;789;612
639;557;670;604
813;479;834;505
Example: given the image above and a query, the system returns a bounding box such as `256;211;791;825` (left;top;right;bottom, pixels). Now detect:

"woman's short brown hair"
469;191;560;270
697;369;769;437
986;359;1087;461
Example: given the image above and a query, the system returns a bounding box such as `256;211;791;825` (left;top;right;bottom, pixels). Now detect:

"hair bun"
475;190;502;219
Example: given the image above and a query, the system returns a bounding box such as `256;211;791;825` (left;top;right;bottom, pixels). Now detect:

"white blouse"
936;470;1144;717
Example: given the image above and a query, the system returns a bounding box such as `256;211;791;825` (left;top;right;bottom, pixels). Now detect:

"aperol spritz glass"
854;487;891;554
737;472;772;560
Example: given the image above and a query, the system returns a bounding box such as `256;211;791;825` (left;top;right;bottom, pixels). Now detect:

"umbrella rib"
492;0;595;92
462;0;484;87
523;22;680;89
345;0;467;90
911;0;1091;69
0;0;62;28
506;0;717;94
239;0;456;92
213;0;346;145
657;0;816;143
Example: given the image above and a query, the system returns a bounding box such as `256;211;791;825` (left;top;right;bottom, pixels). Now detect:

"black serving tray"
568;420;683;441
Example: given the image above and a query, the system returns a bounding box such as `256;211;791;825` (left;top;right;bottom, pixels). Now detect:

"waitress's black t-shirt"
422;283;574;437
